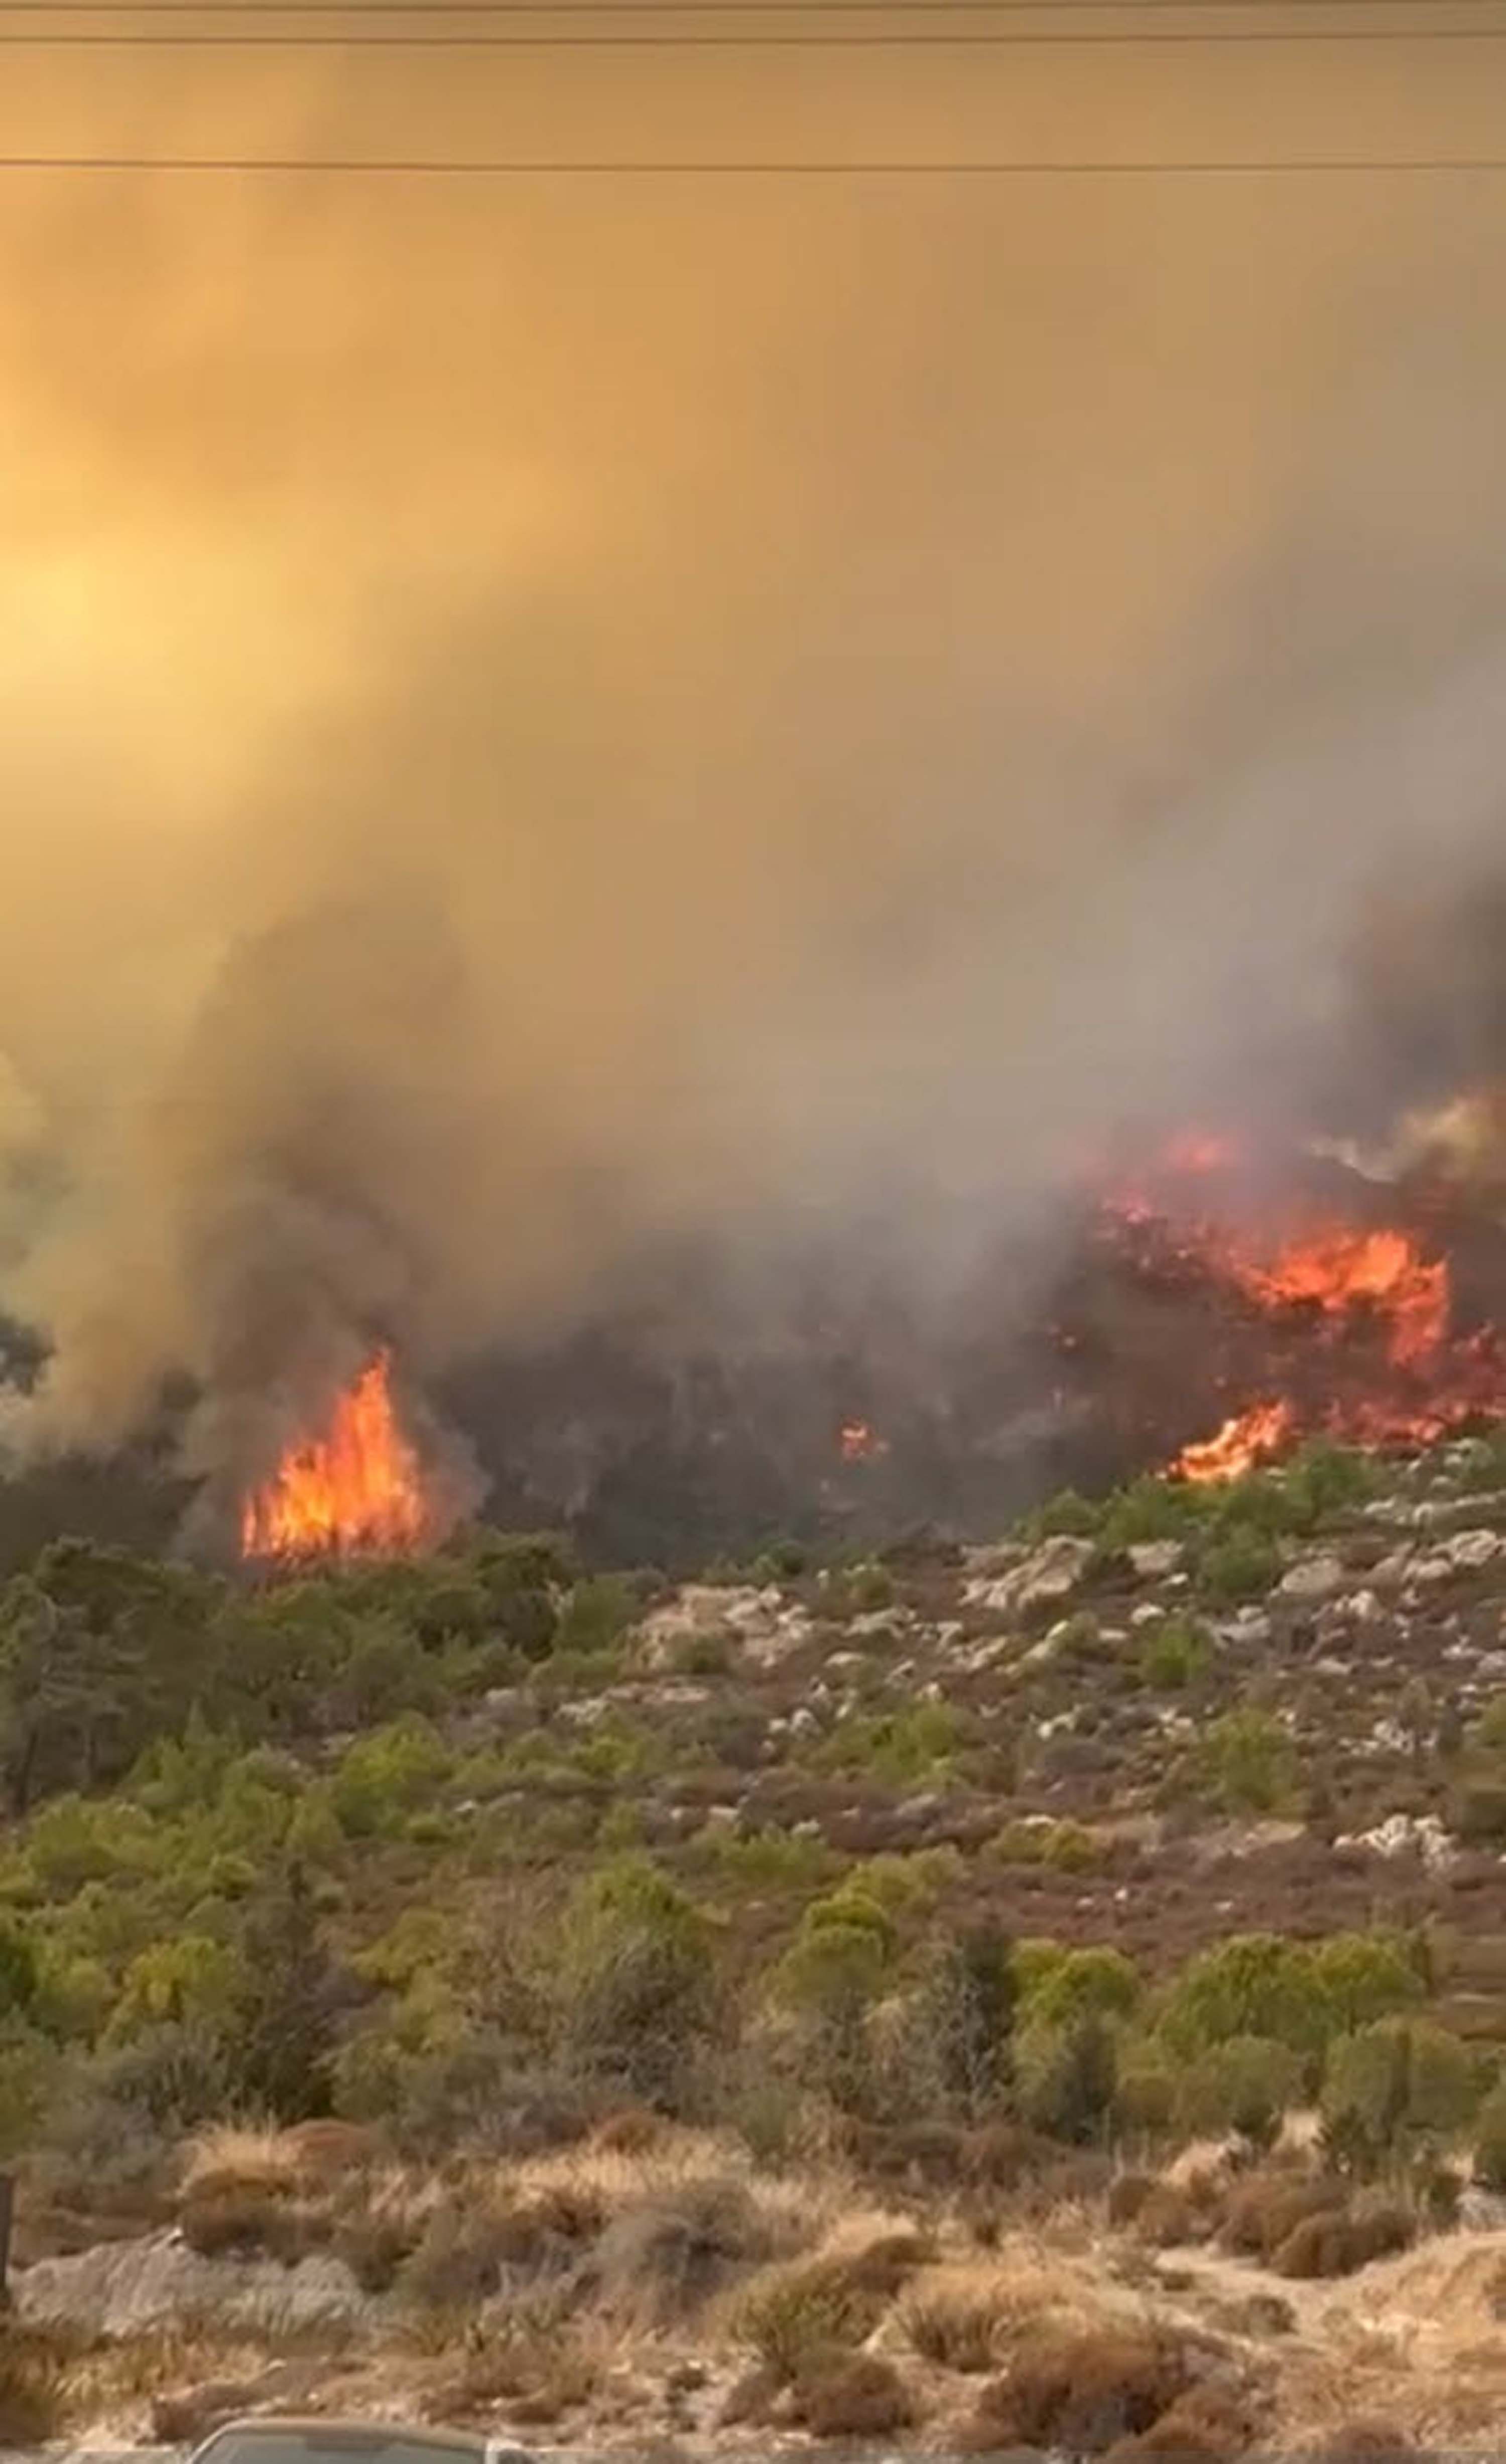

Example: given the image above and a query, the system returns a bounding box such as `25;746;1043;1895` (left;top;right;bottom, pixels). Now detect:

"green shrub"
0;1917;39;2022
1472;1695;1506;1755
1027;1490;1100;1541
1176;2034;1302;2147
1280;1439;1383;1521
778;1888;896;2019
1310;1934;1427;2035
1159;1933;1324;2058
990;1819;1098;1872
470;1529;571;1657
35;1948;112;2040
1112;2038;1178;2142
816;1702;963;1787
695;1825;837;1889
0;2025;55;2158
1449;1773;1506;1845
555;1574;637;1656
1138;1616;1212;1691
849;1848;963;1910
1197;1530;1281;1605
109;1935;242;2041
1099;1477;1205;1553
224;1861;345;2120
1016;2012;1118;2146
1207;1469;1308;1539
330;1715;451;1839
71;2016;234;2130
914;1918;1017;2120
1201;1707;1298;1814
24;1795;163;1895
1321;2018;1477;2173
554;1855;717;2108
1023;1946;1141;2032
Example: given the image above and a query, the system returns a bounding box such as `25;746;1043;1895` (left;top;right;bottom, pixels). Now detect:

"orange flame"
1175;1399;1296;1485
839;1419;889;1463
1096;1143;1502;1482
1224;1224;1448;1369
240;1351;429;1561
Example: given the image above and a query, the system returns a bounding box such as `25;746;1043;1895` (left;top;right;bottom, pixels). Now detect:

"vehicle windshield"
202;2435;479;2464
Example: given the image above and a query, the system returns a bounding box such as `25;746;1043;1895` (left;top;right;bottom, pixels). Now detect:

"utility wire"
8;1;1506;9
6;1;1506;10
6;16;1506;31
2;149;1506;166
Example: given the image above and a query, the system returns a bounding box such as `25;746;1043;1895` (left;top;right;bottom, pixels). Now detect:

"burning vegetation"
214;1102;1506;1570
1089;1127;1504;1488
239;1352;431;1564
164;1094;1506;1570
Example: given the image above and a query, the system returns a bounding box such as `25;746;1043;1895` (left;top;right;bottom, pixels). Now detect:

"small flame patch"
1176;1399;1297;1485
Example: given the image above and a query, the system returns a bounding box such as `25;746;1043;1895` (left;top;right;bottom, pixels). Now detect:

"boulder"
15;2230;376;2339
1337;1810;1456;1872
963;1534;1095;1620
1128;1540;1184;1579
637;1583;812;1668
1446;1528;1505;1573
1278;1553;1346;1603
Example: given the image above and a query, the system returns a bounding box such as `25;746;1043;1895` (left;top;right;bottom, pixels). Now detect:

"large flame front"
240;1352;429;1561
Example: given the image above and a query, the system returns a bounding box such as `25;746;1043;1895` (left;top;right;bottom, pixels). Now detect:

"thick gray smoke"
3;40;1506;1531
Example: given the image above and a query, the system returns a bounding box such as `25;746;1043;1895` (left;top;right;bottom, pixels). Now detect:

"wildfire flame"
1220;1223;1448;1370
240;1351;429;1561
1175;1399;1296;1485
1096;1140;1502;1483
839;1418;889;1463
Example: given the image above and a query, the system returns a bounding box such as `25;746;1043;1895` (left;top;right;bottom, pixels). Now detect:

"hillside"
7;1435;1506;2449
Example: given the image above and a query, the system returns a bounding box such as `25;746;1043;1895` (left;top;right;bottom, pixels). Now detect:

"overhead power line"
6;15;1506;31
3;150;1506;167
6;0;1506;10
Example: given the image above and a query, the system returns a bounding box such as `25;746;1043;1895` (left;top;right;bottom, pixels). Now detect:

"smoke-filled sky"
3;17;1506;1491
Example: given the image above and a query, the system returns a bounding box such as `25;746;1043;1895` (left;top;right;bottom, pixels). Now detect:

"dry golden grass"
179;2122;383;2222
1307;2423;1418;2463
181;2127;308;2204
964;2323;1199;2456
49;2128;1506;2460
57;2320;273;2436
1274;2201;1414;2283
418;2308;613;2430
1221;2171;1347;2264
1108;2382;1256;2462
589;2172;803;2330
0;2324;76;2447
793;2350;918;2437
730;2223;932;2380
898;2263;1028;2373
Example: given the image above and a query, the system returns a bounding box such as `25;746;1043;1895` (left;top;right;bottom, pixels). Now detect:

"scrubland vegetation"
5;1436;1506;2447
